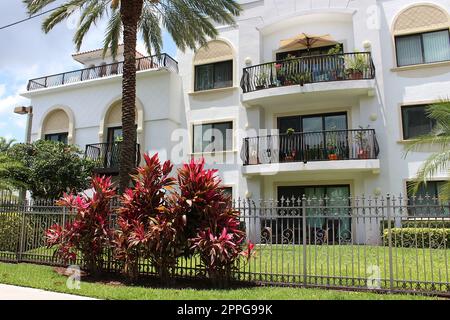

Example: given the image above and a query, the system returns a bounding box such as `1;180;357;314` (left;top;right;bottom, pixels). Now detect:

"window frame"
192;121;234;153
401;104;436;140
194;60;233;92
395;29;450;67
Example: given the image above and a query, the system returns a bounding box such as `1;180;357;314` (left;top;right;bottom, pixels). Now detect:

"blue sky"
0;2;176;143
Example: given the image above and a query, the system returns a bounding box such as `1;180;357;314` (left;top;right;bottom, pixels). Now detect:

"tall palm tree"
24;0;241;192
404;100;450;200
0;137;15;153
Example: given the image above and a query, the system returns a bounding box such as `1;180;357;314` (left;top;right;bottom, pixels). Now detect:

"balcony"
27;54;178;91
241;129;380;175
85;142;141;174
240;52;376;106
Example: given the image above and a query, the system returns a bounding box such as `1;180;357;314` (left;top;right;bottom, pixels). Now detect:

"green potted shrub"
255;72;269;90
356;125;370;159
284;128;297;161
326;129;339;160
289;71;312;86
345;53;369;80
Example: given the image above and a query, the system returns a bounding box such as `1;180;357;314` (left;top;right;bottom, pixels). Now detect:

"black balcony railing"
85;142;140;173
241;129;379;166
240;52;375;93
27;53;178;91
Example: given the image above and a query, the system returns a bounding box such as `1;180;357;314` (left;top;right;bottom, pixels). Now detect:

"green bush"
380;220;450;235
383;228;450;249
0;213;21;252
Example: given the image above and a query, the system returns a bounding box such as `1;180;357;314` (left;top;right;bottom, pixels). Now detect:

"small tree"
45;176;116;275
8;140;94;199
176;158;253;287
114;153;184;283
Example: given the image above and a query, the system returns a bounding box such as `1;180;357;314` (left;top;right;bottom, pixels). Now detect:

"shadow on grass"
54;266;260;291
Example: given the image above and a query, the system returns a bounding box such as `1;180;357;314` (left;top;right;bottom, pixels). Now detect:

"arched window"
194;40;234;91
393;4;450;67
43;109;70;144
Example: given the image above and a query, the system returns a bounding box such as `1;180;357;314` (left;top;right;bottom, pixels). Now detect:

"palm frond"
103;6;122;58
74;0;109;51
23;0;57;15
139;5;162;56
409;149;450;194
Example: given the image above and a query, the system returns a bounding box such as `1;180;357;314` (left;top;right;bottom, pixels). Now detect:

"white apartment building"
21;0;450;243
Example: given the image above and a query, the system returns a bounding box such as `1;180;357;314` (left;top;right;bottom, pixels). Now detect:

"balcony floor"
242;159;380;176
242;79;375;107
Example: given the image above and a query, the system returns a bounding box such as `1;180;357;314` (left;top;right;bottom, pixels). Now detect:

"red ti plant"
114;153;184;283
45;176;116;275
176;158;253;287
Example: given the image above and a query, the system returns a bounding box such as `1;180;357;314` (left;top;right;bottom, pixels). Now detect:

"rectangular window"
193;121;233;153
221;187;233;198
406;181;449;216
194;60;233;91
45;132;68;144
395;30;450;67
107;127;123;143
401;105;436;140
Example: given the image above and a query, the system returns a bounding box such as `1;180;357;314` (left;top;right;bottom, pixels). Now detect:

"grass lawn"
0;262;441;300
3;243;449;292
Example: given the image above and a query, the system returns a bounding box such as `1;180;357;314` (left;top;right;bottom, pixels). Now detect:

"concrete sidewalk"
0;284;96;300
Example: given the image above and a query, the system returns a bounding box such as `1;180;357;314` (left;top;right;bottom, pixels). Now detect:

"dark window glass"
276;43;343;60
395;30;450;67
193;121;233;153
221;187;233;197
401;105;436;139
107;127;123;143
406;181;449;215
194;60;233;91
278;112;347;133
45;133;68;144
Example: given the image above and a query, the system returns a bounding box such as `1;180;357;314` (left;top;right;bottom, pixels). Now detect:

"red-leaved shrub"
45;176;116;275
176;158;254;285
114;153;185;282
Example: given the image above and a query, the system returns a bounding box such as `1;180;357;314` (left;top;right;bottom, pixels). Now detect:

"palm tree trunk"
119;0;143;193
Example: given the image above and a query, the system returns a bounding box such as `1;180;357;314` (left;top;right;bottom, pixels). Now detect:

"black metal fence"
240;52;375;93
27;54;179;91
241;129;379;165
0;195;449;295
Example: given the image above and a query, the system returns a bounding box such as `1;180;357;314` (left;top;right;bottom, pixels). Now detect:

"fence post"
386;194;394;290
302;195;307;285
17;200;27;262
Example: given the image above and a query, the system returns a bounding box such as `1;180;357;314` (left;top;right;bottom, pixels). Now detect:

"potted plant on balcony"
283;128;297;162
326;130;339;160
255;72;269;90
327;44;344;80
289;71;312;86
355;125;370;159
344;53;369;80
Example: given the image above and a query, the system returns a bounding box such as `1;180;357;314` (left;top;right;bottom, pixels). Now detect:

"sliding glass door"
277;185;351;243
278;112;348;162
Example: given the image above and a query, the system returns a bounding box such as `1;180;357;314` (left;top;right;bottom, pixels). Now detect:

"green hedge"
383;228;450;249
0;213;21;252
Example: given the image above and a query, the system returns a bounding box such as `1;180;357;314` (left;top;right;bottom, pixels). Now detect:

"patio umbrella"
279;33;336;52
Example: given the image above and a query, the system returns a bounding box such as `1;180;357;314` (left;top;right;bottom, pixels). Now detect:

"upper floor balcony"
241;128;380;175
27;53;178;91
85;142;141;175
240;52;376;106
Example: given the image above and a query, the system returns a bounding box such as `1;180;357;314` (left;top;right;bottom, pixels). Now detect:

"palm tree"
404;100;450;200
0;137;15;153
24;0;241;192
